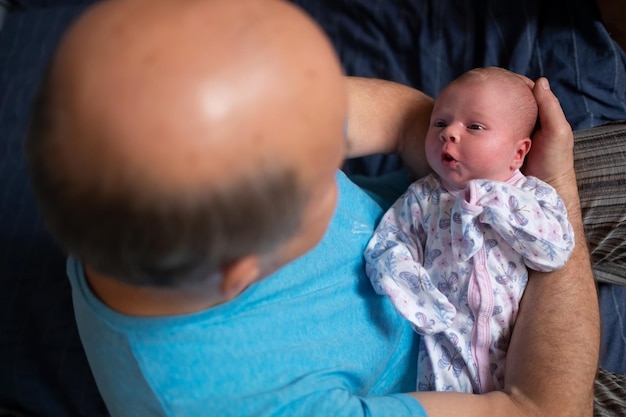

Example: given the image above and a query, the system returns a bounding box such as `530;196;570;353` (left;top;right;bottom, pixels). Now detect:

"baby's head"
454;67;538;137
425;67;538;189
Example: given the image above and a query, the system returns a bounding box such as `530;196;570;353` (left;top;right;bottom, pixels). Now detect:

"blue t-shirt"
68;171;426;417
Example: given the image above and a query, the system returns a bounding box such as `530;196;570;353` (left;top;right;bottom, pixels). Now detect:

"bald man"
26;0;598;416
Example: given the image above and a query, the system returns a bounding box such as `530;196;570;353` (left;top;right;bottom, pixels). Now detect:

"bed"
0;0;624;416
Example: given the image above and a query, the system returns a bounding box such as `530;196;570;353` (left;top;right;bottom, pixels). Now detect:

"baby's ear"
512;137;532;169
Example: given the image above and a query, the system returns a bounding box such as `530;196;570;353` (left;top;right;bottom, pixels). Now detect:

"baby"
364;67;574;393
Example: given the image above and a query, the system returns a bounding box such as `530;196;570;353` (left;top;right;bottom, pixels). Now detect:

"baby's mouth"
442;152;457;164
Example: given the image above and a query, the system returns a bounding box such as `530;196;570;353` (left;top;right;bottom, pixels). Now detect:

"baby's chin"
438;174;468;192
430;168;466;191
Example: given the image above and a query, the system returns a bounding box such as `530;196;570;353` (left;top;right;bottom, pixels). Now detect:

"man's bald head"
44;0;345;192
27;0;347;288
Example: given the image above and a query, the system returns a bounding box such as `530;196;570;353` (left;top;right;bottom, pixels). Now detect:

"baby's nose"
440;125;460;143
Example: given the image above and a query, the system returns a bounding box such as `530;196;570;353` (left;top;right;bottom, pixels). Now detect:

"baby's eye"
468;124;484;130
434;121;447;128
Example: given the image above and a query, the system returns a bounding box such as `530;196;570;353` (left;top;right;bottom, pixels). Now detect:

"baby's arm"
364;185;456;335
460;178;574;271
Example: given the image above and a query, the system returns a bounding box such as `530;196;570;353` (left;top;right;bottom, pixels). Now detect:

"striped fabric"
595;368;626;417
575;122;626;285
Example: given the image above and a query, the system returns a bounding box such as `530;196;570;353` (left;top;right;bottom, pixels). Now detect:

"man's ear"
220;256;261;299
512;137;532;170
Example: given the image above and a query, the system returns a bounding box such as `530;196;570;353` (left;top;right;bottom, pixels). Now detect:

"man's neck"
84;265;225;317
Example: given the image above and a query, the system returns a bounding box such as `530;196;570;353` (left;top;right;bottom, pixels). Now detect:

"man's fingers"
533;77;571;135
524;77;574;184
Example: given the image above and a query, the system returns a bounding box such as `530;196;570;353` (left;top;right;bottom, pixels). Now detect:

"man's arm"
411;78;600;416
344;76;434;179
502;78;600;416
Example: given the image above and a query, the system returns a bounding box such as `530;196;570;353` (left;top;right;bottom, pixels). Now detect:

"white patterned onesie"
364;170;574;393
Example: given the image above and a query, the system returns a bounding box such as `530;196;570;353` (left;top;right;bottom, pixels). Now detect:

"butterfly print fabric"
364;170;574;393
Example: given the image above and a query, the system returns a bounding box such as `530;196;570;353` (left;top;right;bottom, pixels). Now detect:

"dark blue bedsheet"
0;4;108;416
0;1;624;415
600;283;626;375
293;0;626;176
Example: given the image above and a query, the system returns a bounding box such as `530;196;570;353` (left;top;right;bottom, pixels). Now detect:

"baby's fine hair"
456;67;538;137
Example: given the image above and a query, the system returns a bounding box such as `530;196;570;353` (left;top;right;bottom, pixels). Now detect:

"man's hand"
523;78;576;192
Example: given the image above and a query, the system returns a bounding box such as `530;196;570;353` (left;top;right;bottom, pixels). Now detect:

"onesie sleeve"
364;183;457;335
459;176;575;271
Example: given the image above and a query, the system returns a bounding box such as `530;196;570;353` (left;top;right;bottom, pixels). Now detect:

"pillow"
575;121;626;285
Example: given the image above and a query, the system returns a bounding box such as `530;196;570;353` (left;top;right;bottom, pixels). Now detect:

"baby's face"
425;78;528;190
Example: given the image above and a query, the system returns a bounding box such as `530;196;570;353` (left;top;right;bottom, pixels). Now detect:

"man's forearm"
344;76;433;178
503;168;600;417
